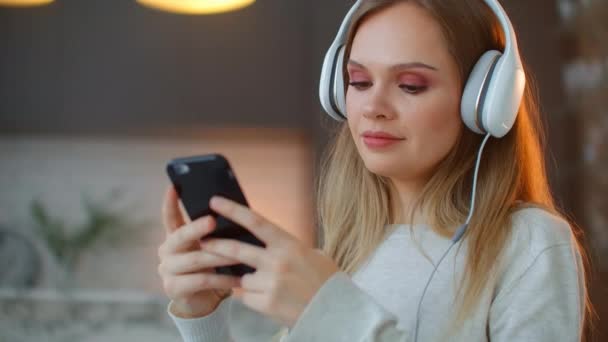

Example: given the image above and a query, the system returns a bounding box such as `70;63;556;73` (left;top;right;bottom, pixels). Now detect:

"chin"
360;152;405;178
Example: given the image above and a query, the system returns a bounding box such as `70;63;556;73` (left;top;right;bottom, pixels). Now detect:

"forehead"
349;2;451;68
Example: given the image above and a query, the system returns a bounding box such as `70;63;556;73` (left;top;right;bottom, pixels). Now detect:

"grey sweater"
169;207;585;341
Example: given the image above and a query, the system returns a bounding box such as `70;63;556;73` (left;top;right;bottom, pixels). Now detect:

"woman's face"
346;2;463;185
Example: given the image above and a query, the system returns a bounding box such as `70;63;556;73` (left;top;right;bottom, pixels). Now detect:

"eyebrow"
347;59;438;71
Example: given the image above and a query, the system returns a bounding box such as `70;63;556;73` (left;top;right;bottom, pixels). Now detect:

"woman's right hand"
158;185;242;318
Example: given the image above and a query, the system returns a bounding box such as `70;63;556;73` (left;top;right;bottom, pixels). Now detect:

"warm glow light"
0;0;54;6
136;0;255;15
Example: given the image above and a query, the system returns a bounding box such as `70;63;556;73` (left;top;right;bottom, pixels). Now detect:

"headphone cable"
413;133;492;342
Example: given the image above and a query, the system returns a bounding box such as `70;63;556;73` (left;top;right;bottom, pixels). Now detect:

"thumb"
162;184;186;233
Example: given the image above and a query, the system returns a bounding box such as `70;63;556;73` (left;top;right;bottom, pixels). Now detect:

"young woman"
157;0;590;341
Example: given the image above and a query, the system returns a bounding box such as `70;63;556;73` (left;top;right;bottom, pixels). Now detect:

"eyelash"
348;81;427;94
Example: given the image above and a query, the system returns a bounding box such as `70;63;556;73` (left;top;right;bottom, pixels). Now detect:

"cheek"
346;94;362;144
421;105;460;135
347;112;363;152
408;93;462;155
415;85;459;124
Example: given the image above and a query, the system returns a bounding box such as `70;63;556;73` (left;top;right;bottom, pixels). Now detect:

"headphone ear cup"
319;43;346;121
334;46;347;116
482;55;526;138
461;50;502;135
319;44;347;121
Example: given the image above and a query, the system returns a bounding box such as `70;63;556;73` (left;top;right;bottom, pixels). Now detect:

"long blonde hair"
317;0;592;336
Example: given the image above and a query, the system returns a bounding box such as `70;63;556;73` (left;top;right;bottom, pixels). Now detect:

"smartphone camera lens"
173;163;190;175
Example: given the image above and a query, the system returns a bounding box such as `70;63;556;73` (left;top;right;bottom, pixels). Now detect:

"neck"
389;178;428;224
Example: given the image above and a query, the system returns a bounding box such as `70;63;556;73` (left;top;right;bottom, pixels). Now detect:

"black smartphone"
166;153;265;277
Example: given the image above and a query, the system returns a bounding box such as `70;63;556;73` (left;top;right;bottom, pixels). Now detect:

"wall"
0;130;313;292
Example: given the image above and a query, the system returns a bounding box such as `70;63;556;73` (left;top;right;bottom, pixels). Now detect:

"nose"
362;87;397;121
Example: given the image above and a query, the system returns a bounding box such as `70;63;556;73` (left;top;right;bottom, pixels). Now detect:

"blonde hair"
316;0;592;337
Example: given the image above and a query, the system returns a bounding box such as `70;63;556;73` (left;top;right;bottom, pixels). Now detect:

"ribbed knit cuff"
168;299;232;342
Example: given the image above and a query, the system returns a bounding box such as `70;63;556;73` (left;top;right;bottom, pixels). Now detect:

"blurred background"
0;0;606;341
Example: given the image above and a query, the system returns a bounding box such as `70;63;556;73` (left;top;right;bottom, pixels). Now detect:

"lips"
361;131;405;149
362;131;404;140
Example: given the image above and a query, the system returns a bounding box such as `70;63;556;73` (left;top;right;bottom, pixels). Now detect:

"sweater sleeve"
488;243;584;341
169;296;286;342
284;272;412;342
168;298;233;342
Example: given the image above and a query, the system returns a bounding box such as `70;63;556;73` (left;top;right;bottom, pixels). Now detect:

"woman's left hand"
200;196;339;328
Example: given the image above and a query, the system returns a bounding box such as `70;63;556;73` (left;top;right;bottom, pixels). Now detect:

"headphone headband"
324;0;522;70
331;0;363;47
483;0;522;67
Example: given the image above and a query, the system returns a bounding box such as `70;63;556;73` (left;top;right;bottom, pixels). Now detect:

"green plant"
29;188;145;274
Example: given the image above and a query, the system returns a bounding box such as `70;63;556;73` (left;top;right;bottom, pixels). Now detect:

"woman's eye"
348;81;427;94
400;84;427;94
348;81;372;90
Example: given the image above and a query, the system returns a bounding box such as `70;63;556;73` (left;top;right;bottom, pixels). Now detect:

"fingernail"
210;196;224;208
200;217;212;230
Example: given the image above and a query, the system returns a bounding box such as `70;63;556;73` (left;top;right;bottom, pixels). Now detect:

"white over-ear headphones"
319;0;526;138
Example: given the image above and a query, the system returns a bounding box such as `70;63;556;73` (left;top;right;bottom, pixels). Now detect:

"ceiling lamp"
0;0;54;6
136;0;255;15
